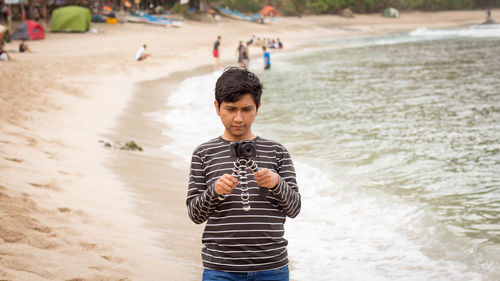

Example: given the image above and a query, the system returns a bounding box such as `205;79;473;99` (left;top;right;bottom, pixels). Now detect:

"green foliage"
351;0;379;13
216;0;499;15
172;2;201;21
221;0;262;13
287;0;308;16
310;0;495;12
173;2;184;13
308;0;340;14
409;0;474;10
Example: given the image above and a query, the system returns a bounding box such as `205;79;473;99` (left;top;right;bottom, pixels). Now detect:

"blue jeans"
202;265;289;281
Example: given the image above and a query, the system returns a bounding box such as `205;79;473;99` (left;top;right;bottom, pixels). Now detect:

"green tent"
51;6;91;32
382;7;399;18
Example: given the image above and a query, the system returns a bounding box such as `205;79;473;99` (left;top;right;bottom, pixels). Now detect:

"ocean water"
161;24;500;280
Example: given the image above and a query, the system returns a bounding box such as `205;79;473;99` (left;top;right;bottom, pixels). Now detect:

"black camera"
230;140;257;158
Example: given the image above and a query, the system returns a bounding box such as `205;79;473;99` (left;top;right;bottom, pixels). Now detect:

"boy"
263;46;271;70
213;35;221;68
187;67;301;280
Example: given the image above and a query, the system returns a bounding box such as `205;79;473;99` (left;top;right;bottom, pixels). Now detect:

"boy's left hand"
254;168;279;189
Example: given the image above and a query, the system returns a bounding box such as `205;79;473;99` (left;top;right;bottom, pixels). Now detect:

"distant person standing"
135;44;151;61
241;42;250;69
262;46;270;70
213;35;221;68
486;9;491;20
237;40;244;66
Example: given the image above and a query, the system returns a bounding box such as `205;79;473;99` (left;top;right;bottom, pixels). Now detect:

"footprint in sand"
79;241;97;250
101;255;127;264
28;180;60;191
3;157;23;163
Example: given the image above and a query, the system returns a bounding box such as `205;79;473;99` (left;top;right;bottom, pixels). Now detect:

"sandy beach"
0;9;495;280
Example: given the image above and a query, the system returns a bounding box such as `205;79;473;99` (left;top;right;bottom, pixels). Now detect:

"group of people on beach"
134;34;277;69
248;34;283;49
213;35;278;70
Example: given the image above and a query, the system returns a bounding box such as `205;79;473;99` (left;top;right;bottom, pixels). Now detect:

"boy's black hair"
215;67;263;109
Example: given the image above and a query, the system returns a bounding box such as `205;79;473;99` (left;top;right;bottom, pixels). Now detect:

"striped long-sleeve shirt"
186;136;301;272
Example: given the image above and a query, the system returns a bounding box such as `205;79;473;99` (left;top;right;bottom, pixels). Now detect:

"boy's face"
215;93;260;141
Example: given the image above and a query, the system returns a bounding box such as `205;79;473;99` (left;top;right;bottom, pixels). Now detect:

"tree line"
214;0;499;15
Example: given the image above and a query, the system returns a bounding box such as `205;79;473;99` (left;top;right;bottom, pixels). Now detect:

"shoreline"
104;66;218;279
0;10;496;280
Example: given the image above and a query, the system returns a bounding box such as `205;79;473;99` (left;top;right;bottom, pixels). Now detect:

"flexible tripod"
218;157;259;211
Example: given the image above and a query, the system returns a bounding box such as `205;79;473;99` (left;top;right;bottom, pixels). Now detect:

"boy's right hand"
215;174;239;196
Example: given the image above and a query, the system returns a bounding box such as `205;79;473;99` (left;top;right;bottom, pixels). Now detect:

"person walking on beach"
263;46;271;70
241;42;250;69
213;35;221;69
237;40;244;66
135;44;150;61
186;67;301;280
